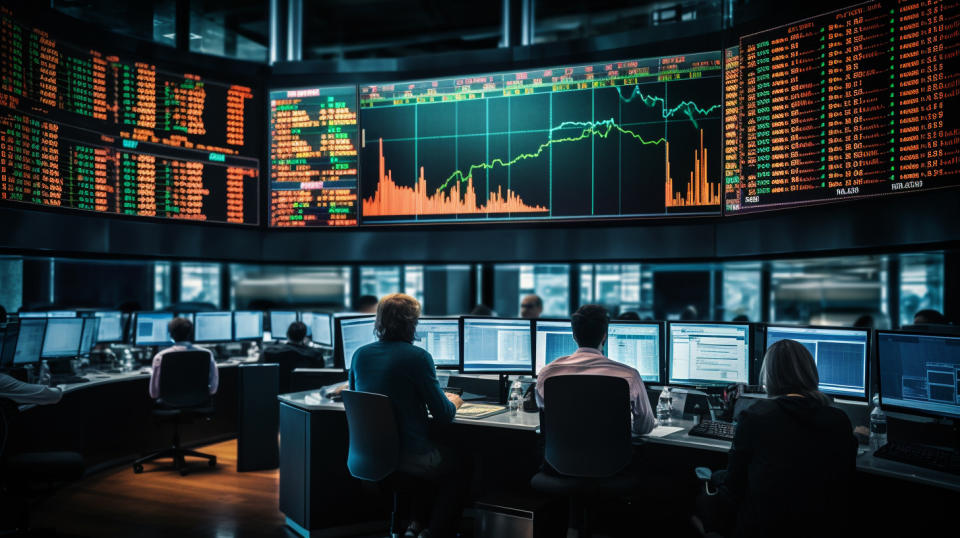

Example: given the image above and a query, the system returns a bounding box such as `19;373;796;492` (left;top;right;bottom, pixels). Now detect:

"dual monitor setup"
131;311;335;347
337;316;960;421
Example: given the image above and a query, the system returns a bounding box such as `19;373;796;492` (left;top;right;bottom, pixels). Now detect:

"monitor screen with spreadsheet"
765;326;868;399
669;323;750;386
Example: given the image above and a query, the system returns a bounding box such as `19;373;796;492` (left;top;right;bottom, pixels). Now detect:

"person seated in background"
680;304;700;321
731;314;750;323
349;293;465;538
0;373;62;405
262;321;325;367
355;295;379;314
469;303;494;316
616;311;641;321
694;339;857;538
853;314;875;329
520;294;543;319
536;304;655;436
148;317;218;400
914;309;948;325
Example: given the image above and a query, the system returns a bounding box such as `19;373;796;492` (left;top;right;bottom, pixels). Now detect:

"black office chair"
0;398;85;533
133;350;217;476
260;347;301;394
342;390;419;538
530;375;637;538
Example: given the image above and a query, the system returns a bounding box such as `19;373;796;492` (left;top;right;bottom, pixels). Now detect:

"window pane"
494;264;569;317
360;266;401;300
154;262;172;310
180;263;221;308
899;252;944;327
404;265;425;305
230;265;349;310
770;256;888;327
722;263;761;322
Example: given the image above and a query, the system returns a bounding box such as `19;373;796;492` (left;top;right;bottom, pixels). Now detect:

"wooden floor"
32;440;297;538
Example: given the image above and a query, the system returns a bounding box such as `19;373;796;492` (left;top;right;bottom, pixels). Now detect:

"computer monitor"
94;311;124;343
668;322;750;386
194;312;233;343
534;320;577;375
765;325;869;399
47;311;77;318
13;319;46;365
414;318;460;369
460;317;533;374
17;312;47;318
301;312;314;337
41;318;84;358
876;331;960;419
607;321;662;384
134;312;174;346
336;315;377;369
79;317;100;357
233;311;263;341
310;312;333;347
270;311;299;336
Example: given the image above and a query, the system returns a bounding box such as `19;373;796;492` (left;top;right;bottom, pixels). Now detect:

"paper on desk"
646;425;684;438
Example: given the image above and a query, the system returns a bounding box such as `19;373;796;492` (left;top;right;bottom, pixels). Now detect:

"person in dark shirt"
696;339;857;538
348;293;464;538
913;309;948;325
355;294;379;314
263;321;325;367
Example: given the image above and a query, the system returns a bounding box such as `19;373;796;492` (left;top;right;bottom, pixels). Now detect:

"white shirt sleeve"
0;373;63;405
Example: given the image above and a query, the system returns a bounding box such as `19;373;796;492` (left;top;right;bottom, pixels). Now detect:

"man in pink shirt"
536;304;655;435
149;317;218;400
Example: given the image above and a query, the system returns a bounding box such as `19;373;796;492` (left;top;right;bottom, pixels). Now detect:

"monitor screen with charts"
79;317;100;356
194;312;233;343
765;326;868;399
607;322;661;383
310;313;333;347
877;332;960;420
13;319;46;365
669;323;750;386
270;311;299;337
134;313;174;347
339;316;377;369
233;311;263;341
534;320;577;375
94;312;124;343
413;318;460;369
461;318;533;374
41;318;84;358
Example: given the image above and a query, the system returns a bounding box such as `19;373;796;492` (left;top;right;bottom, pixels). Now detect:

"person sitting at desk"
348;293;464;538
354;294;379;314
536;304;655;435
0;373;62;405
148;317;218;400
695;339;857;538
520;294;543;319
263;321;325;366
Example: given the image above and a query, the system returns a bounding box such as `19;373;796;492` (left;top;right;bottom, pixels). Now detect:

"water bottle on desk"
38;360;52;386
508;379;524;415
869;394;888;452
657;387;673;425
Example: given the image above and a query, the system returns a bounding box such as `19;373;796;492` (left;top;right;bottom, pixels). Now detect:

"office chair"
133;350;217;476
0;398;85;533
260;347;302;394
342;390;422;538
530;375;637;538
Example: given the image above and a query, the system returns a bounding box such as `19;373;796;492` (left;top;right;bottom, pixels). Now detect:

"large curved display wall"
1;1;958;263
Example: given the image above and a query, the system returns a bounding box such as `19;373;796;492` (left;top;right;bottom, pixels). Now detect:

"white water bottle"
869;394;888;451
508;379;524;415
657;387;673;424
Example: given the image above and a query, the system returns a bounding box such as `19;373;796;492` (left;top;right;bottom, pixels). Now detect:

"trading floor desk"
11;361;243;471
278;389;960;537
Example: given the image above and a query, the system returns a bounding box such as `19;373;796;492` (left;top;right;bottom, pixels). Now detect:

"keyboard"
874;441;960;475
688;420;736;441
51;375;89;385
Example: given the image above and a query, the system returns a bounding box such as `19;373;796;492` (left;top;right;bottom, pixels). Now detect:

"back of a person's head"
168;317;194;343
571;304;609;349
913;309;948;325
375;293;421;343
286;321;307;343
469;303;494;316
761;339;830;406
616;311;640;321
355;295;379;313
731;314;750;323
852;314;875;329
680;305;700;321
